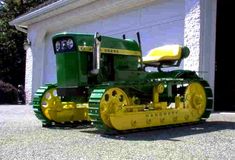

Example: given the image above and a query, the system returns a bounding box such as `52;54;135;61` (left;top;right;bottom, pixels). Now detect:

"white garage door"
43;0;185;84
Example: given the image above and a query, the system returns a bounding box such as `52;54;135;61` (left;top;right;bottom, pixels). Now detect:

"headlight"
54;38;75;53
61;40;67;50
55;41;61;52
67;39;74;49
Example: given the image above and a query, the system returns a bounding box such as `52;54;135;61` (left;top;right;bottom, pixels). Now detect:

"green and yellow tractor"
33;32;213;132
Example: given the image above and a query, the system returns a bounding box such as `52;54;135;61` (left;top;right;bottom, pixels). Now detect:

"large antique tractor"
33;32;213;132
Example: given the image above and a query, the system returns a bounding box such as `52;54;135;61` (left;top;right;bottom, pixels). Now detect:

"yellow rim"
41;88;62;120
185;82;206;116
100;88;130;128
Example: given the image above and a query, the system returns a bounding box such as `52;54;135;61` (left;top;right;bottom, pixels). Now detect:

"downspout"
15;25;28;33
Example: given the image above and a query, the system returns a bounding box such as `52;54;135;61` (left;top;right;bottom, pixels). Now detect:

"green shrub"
0;80;18;104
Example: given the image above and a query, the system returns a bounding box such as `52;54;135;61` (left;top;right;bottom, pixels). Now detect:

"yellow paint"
41;88;90;122
99;87;131;128
109;109;195;130
175;95;182;109
143;45;182;63
153;83;165;109
78;46;141;56
100;83;207;131
184;82;207;117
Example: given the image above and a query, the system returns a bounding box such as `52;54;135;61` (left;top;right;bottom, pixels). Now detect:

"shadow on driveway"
82;121;235;141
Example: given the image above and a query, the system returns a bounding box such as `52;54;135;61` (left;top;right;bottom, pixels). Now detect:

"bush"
0;80;18;104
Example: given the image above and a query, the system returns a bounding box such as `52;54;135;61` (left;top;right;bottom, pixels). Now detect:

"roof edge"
9;0;94;26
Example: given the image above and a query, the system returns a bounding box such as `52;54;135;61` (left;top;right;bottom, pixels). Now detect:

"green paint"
53;33;141;87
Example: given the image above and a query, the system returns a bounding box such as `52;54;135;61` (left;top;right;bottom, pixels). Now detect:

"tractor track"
32;78;212;133
33;84;90;127
88;78;213;134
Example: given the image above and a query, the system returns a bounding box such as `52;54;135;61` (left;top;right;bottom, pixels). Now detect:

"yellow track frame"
99;82;207;131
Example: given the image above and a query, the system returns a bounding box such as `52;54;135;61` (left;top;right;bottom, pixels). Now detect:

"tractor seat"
143;45;183;64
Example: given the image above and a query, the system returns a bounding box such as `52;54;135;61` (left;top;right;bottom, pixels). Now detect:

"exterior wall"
43;34;56;83
184;0;217;98
27;24;47;102
184;0;201;71
24;46;33;104
199;0;217;95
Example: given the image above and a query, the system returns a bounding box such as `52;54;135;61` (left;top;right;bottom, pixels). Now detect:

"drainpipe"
15;25;27;33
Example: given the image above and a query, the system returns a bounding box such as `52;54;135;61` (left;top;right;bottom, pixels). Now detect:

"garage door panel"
102;9;140;34
44;0;185;84
140;0;184;25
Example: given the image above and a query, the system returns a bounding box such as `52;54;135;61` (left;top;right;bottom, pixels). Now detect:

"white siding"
43;35;56;83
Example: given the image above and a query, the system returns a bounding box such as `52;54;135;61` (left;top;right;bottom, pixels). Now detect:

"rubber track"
88;79;213;134
199;80;213;119
33;84;91;128
88;87;113;132
33;84;54;126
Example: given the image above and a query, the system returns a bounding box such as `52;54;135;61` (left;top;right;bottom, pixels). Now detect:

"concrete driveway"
0;105;234;160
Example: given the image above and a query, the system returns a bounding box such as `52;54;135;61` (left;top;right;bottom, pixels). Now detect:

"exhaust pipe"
91;32;101;75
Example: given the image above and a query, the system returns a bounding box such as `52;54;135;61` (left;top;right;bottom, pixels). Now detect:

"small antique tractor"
33;32;213;132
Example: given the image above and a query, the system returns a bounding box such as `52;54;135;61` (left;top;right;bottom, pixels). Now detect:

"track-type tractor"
33;32;213;132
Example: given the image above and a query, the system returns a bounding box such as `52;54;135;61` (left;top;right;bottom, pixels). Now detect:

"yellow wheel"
100;87;130;128
41;87;62;120
185;82;206;116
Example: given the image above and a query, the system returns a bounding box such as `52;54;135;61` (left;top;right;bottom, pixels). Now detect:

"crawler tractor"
33;32;213;132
